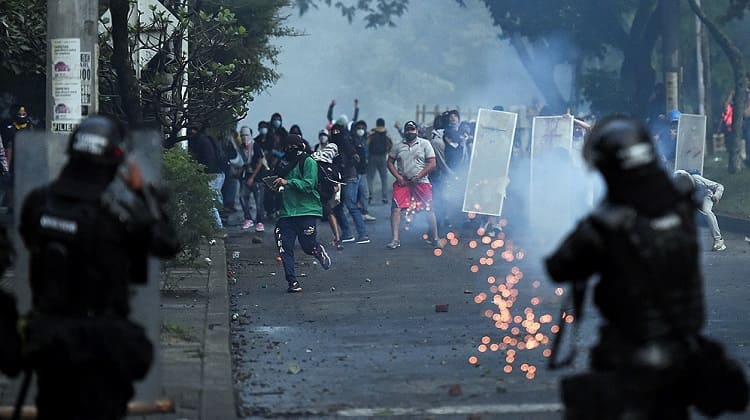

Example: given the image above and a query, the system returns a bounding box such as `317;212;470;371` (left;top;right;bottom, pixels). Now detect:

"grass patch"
161;322;196;342
702;155;750;218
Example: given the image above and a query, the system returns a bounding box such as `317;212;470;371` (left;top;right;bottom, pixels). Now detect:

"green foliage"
294;0;408;27
703;155;750;216
0;0;46;76
162;146;216;262
0;0;46;119
99;0;291;139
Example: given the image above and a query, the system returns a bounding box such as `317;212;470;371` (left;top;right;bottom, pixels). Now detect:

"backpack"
298;155;341;201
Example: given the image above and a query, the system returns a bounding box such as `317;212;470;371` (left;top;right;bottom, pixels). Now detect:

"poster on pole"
675;114;707;175
529;116;575;238
51;38;82;133
461;109;516;216
81;51;92;114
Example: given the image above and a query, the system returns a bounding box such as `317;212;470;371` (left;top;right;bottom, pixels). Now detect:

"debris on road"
448;384;462;396
463;289;473;294
435;304;449;312
287;363;302;374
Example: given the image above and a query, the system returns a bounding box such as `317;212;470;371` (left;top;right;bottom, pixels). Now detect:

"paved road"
227;202;750;419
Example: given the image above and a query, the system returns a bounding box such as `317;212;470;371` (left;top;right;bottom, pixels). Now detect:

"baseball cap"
404;121;418;131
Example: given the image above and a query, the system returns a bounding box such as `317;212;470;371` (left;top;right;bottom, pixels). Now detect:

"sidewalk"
158;239;236;420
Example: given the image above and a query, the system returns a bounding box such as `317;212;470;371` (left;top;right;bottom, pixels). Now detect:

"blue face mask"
272;149;284;158
259;128;268;135
272;120;281;128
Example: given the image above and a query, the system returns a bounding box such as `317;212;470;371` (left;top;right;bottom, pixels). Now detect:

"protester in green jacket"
272;134;331;293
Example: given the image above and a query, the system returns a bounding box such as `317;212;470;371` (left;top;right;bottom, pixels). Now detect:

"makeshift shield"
461;109;516;216
675;114;707;174
529;116;575;241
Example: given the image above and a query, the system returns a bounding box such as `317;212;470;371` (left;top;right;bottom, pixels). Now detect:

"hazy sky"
238;0;541;138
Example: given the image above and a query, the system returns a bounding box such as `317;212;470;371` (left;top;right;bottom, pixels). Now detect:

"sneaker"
712;240;727;251
341;236;356;243
287;281;303;293
215;229;228;239
254;222;265;232
363;214;377;222
355;236;371;244
333;240;344;250
314;244;332;269
386;240;400;249
426;238;444;249
242;219;254;230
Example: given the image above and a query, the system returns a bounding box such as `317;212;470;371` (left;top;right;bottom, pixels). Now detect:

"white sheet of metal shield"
529;116;574;237
462;109;516;216
675;114;707;174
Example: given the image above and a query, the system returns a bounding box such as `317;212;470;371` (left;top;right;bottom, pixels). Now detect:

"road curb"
717;212;750;235
200;240;237;420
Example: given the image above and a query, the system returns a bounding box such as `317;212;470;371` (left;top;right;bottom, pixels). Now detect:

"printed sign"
51;38;82;133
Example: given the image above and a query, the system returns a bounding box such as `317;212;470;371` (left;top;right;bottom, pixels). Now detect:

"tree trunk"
687;0;746;173
509;35;567;113
702;23;714;155
662;0;680;113
110;0;144;126
619;0;659;118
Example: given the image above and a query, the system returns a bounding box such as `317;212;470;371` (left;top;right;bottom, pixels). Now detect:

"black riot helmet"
67;115;126;166
583;115;656;175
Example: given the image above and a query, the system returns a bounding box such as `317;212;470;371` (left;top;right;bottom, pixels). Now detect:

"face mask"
319;136;328;144
272;120;281;128
356;129;365;137
404;132;417;141
449;121;459;129
259;128;268;135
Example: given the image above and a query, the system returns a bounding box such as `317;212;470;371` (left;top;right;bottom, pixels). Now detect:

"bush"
162;146;216;262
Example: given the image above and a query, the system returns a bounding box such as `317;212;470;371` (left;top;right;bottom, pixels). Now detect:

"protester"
188;124;225;232
367;118;393;205
386;121;441;249
314;129;330;152
655;109;680;170
330;116;370;244
0;224;21;379
545;115;747;419
19;115;180;419
0;104;33;212
311;142;344;249
327;98;359;125
351;120;375;221
674;170;726;251
289;124;312;152
238;126;258;230
272;134;332;293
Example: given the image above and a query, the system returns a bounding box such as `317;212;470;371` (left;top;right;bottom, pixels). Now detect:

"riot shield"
12;131;69;312
126;129;163;403
529;116;575;242
462;109;516;216
675;114;707;174
10;129;164;404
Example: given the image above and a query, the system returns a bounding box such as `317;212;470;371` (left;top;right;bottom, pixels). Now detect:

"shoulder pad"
590;202;637;230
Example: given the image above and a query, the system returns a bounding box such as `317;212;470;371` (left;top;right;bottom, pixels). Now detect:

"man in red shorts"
386;121;441;249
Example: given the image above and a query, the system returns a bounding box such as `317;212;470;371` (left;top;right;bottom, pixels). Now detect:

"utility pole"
47;0;98;134
662;0;680;113
696;0;706;116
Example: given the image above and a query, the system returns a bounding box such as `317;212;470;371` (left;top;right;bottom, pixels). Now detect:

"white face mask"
319;136;329;144
356;129;365;137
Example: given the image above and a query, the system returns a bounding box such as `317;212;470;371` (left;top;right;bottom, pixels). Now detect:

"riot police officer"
0;224;21;378
545;115;705;419
19;115;179;420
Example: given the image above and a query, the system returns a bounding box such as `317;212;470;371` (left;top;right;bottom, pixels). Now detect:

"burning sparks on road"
447;218;570;381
